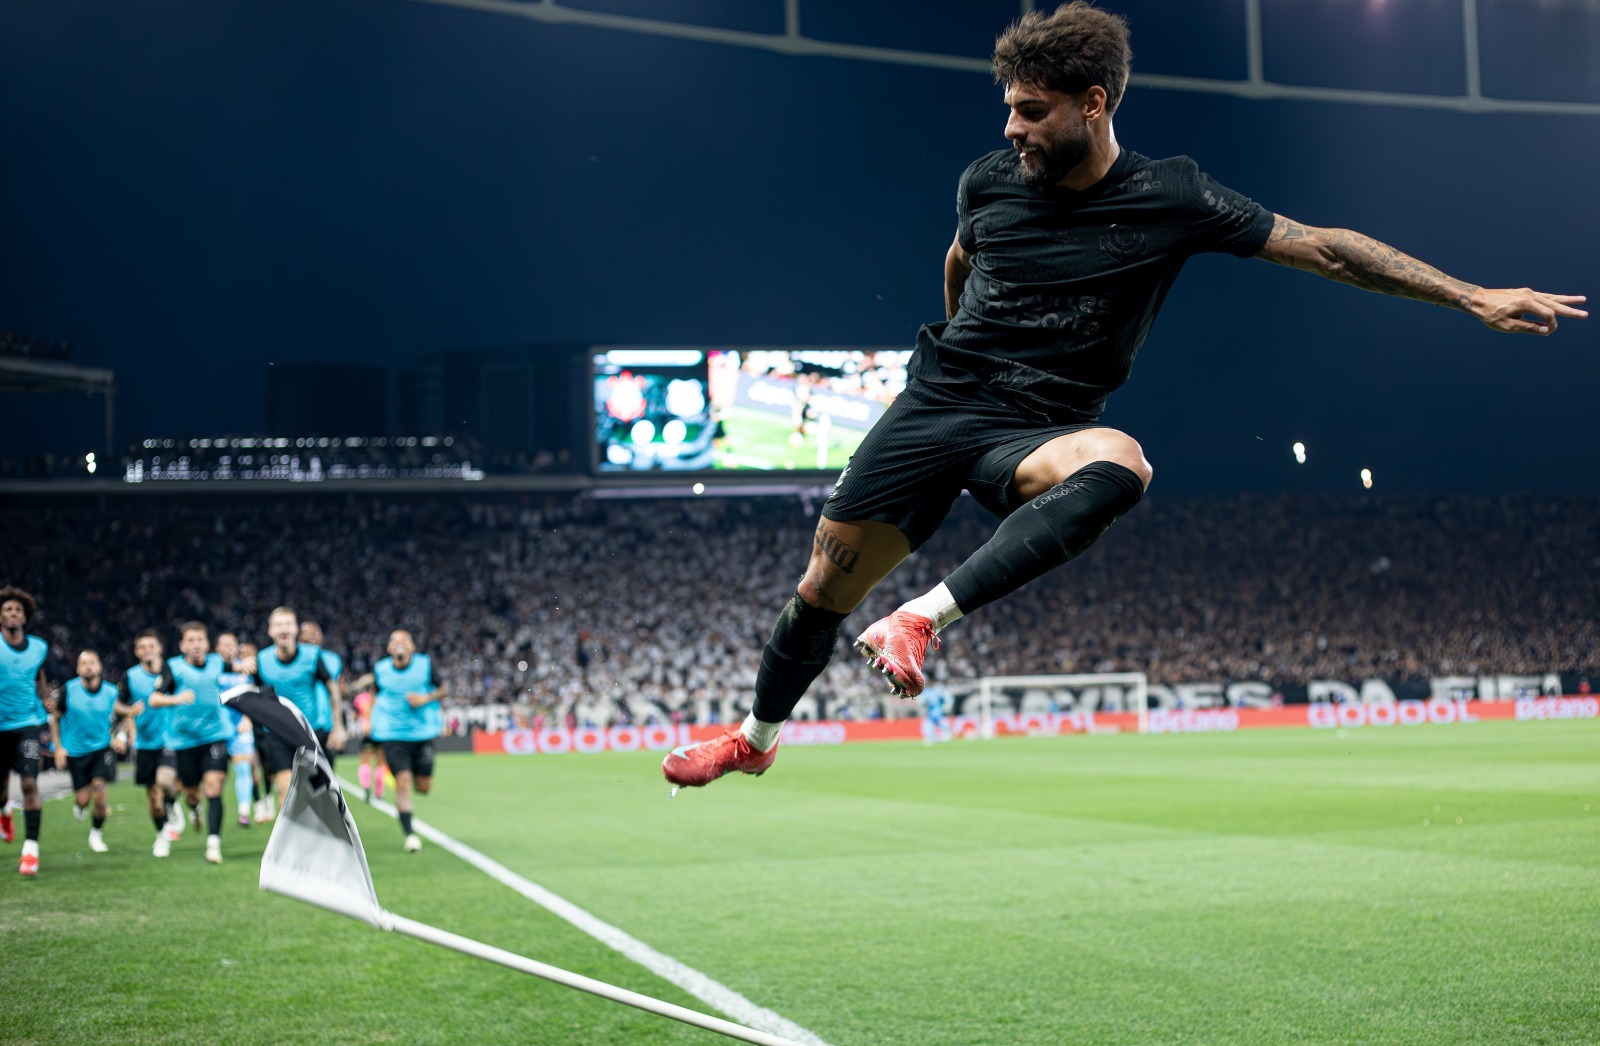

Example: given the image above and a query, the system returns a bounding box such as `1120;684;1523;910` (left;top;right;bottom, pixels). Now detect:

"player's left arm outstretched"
1255;215;1587;335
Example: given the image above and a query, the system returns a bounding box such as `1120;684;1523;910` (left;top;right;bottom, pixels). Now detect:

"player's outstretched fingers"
1540;292;1589;318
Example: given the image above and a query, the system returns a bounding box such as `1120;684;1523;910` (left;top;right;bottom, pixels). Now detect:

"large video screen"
593;347;910;473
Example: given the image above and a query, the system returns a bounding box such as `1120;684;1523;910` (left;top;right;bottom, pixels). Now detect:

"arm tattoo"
1261;215;1480;311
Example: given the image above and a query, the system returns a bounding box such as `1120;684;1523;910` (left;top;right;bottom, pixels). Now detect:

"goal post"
966;672;1150;737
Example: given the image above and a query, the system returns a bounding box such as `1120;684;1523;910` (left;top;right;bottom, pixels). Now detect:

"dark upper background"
2;0;1595;495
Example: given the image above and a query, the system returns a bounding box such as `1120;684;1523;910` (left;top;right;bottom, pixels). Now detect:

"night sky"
3;0;1596;495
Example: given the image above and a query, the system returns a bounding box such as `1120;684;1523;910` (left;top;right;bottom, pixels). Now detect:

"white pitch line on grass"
342;777;833;1046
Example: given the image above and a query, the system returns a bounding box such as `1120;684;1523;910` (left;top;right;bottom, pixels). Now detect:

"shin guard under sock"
751;595;849;724
947;461;1145;616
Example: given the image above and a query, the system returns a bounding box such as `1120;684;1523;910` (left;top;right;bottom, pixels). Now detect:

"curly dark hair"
0;585;37;623
993;2;1133;115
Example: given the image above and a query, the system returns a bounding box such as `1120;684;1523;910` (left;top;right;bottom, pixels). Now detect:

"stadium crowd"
3;491;1596;726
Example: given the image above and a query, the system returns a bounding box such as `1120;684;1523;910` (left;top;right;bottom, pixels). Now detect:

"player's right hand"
53;748;67;771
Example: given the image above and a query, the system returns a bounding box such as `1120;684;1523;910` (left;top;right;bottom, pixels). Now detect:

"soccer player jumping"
664;2;1586;789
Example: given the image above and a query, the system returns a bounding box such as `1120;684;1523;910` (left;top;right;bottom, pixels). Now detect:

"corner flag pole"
384;915;809;1046
224;684;811;1046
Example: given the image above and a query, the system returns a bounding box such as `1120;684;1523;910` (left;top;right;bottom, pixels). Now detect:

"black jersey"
913;147;1275;422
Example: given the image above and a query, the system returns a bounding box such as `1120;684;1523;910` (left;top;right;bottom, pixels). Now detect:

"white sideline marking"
343;777;832;1046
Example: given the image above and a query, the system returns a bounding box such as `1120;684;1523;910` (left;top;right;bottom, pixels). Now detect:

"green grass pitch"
3;720;1597;1045
714;405;866;471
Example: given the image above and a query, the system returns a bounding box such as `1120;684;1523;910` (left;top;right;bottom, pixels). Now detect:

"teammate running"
218;645;256;829
345;672;386;801
124;629;183;856
298;620;347;771
0;586;52;875
370;630;444;853
664;2;1587;788
51;650;124;854
244;607;338;807
167;623;232;864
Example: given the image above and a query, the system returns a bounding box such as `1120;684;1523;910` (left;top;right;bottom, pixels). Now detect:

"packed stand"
3;491;1596;727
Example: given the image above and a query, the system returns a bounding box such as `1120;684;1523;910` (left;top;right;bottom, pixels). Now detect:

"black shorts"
134;747;176;787
0;728;42;782
380;739;435;779
67;748;117;791
822;377;1102;550
173;741;229;787
258;731;299;777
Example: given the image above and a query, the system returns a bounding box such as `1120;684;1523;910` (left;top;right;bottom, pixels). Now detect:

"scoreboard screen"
592;347;910;474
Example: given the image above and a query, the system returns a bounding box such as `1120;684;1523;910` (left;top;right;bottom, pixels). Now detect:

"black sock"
751;595;849;723
252;778;261;802
24;808;40;842
206;796;222;835
92;813;106;831
399;811;413;836
946;461;1145;616
152;814;166;834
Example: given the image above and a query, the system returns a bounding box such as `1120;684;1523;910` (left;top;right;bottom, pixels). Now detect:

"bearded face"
1004;83;1097;189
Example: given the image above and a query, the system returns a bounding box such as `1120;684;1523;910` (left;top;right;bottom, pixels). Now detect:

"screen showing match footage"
592;347;911;473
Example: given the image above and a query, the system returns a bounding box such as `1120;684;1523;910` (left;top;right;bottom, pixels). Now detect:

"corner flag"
221;684;812;1046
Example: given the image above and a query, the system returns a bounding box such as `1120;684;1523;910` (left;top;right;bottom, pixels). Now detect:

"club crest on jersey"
1100;225;1148;262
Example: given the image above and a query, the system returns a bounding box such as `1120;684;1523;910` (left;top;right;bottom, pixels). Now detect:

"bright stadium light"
1360;468;1374;489
1292;442;1306;464
662;419;687;445
85;452;97;474
693;482;706;495
630;419;657;445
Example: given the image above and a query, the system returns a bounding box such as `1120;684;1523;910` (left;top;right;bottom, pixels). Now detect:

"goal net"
956;672;1150;739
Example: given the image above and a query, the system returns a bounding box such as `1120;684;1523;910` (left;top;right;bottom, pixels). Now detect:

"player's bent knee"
796;575;857;614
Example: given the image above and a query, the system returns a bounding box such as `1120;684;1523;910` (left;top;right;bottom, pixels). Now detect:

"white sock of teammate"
897;582;964;632
740;713;782;753
21;839;39;859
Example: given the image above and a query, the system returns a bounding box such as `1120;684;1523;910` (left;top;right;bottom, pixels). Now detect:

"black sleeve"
955;156;984;255
250;671;265;686
158;666;177;693
1174;158;1275;257
314;657;332;685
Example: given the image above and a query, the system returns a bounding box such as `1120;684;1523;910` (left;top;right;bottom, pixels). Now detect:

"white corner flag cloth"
221;683;388;928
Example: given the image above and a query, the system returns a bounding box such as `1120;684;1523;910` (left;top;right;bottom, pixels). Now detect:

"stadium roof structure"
0;356;116;454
